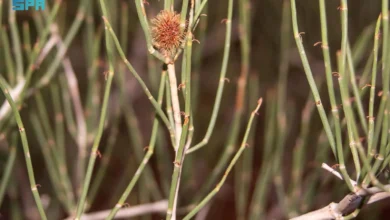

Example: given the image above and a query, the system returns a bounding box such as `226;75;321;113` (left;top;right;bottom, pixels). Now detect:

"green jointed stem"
381;0;389;95
291;0;336;156
166;4;195;217
338;0;361;182
368;15;381;160
371;0;390;179
106;70;167;220
0;77;47;220
75;1;115;217
339;0;349;76
186;0;233;154
295;0;351;190
101;16;175;142
183;99;263;220
337;53;362;182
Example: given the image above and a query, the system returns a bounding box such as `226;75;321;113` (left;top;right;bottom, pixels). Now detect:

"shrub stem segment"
168;63;182;150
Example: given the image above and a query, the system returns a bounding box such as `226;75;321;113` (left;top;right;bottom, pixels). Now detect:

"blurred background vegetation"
0;0;389;219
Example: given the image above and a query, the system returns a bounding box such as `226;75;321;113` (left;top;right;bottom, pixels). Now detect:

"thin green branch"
0;76;47;220
186;0;233;154
368;15;381;159
166;3;195;218
101;16;175;144
292;0;352;190
183;99;263;220
106;70;167;220
74;0;115;217
291;0;336;156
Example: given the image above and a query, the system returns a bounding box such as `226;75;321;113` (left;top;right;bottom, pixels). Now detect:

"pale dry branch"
65;200;168;220
291;185;390;220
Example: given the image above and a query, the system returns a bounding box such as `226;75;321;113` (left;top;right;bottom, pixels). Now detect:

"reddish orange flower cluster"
151;10;185;58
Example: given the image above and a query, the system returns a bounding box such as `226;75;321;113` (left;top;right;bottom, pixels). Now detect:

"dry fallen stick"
291;185;390;220
65;200;168;220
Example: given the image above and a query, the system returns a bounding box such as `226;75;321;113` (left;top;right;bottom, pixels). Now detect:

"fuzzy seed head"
151;10;184;58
